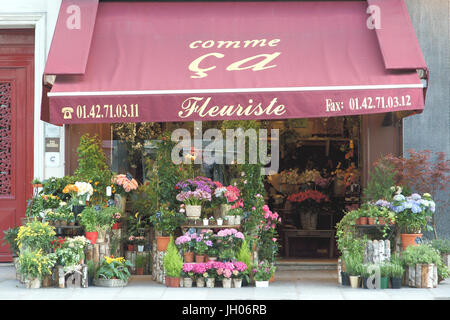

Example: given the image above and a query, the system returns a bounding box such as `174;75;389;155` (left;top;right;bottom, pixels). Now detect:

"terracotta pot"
367;217;376;225
165;276;180;288
127;244;135;251
355;217;361;225
377;217;387;225
195;255;205;263
85;231;98;244
359;217;368;225
401;233;423;251
136;267;144;275
156;236;171;252
184;251;194;263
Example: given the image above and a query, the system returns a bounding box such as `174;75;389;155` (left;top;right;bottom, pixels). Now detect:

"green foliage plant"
96;256;133;282
2;227;19;257
18;249;56;280
163;236;183;278
77;206;99;232
363;157;397;202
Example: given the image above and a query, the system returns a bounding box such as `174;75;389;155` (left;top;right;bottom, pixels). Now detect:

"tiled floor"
1;264;449;300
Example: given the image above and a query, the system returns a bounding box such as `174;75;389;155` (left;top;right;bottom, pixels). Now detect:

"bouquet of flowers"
214;183;241;205
63;182;93;206
176;177;213;205
287;189;329;212
279;169;301;184
113;173;138;195
391;192;435;234
298;169;322;184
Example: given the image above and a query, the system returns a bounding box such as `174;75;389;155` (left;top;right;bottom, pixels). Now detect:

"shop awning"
42;0;427;125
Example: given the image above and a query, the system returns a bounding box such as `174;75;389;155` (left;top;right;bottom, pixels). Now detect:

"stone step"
275;259;338;271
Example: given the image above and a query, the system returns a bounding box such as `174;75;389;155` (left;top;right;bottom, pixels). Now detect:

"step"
275;259;338;271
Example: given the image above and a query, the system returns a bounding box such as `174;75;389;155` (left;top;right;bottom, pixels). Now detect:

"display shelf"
180;224;241;233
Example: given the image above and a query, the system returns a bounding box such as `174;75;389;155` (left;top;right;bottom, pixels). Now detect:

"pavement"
1;263;450;300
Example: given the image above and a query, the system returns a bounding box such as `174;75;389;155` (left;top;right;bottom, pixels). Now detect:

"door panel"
0;29;34;262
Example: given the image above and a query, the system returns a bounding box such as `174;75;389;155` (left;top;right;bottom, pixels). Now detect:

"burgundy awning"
42;1;427;125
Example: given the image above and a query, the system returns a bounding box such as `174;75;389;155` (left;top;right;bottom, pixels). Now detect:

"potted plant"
32;178;43;188
253;260;276;287
181;263;195;288
17;249;56;289
379;263;390;289
344;253;363;288
430;238;450;268
193;263;208;287
207;246;219;262
389;260;404;289
135;236;146;252
95;256;133;287
208;216;215;225
228;200;244;225
193;236;209;263
127;235;135;251
150;206;186;252
63;182;94;218
232;261;248;288
2;227;20;259
202;215;209;226
135;254;146;275
221;262;234;288
205;261;216;288
176;177;214;219
175;233;195;263
213;182;241;218
391;192;435;250
216;217;223;226
16;219;56;253
78;206;99;244
163;236;184;288
236;239;252;286
287;189;329;230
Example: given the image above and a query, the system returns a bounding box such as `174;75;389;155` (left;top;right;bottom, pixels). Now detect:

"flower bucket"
72;205;85;219
186;205;202;219
127;244;135;251
391;277;402;289
233;278;242;288
206;278;215;288
183;278;193;288
401;233;423;251
42;275;53;288
136;267;144;275
137;245;144;252
196;277;205;288
300;211;318;230
222;278;232;288
203;219;209;226
85;231;98;244
157;236;171;252
184;251;194;263
380;277;389;289
220;204;231;218
255;280;269;288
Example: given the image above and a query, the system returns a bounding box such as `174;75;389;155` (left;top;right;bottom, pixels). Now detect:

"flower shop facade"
10;0;444;290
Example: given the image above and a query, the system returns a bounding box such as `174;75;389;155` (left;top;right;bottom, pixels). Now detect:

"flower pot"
96;229;107;243
183;277;193;288
220;204;231;218
377;217;387;225
233;278;242;288
222;278;232;288
195;255;205;263
137;245;144;252
60;220;67;226
359;217;368;225
156;236;171;252
206;278;215;288
112;222;121;230
72;205;85;219
127;244;135;251
226;215;235;225
203;219;209;226
362;276;369;289
94;278;128;287
216;219;223;226
25;278;41;289
136;267;144;275
234;216;241;225
391;277;402;289
255;280;269;288
355;217;361;225
300;211;318;230
114;194;127;213
196;277;205;288
85;231;98;244
165;276;180;288
186;205;202;219
341;272;350;286
367;217;376;225
184;251;194;263
380;277;389;289
349;275;360;288
401;233;423;251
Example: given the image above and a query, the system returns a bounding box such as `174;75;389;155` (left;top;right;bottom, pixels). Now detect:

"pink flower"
183;263;194;273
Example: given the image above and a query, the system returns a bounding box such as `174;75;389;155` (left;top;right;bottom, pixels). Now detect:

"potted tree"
150;206;186;252
163;236;184;287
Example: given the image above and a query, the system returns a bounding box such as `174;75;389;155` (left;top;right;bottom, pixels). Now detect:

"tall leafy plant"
163;236;183;278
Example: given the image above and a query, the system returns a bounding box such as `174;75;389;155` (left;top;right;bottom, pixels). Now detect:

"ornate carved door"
0;30;34;262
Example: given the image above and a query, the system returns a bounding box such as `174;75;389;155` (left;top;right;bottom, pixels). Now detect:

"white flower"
241;172;246;177
75;181;94;196
243;180;247;184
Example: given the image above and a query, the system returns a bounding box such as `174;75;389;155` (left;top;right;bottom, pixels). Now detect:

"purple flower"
205;240;213;247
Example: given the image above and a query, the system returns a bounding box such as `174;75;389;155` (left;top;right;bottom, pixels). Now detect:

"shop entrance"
0;29;35;262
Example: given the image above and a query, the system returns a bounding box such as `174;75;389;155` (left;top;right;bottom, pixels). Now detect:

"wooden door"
0;30;34;262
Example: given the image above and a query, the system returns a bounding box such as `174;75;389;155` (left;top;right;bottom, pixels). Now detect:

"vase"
185;205;202;219
195;255;205;263
300;211;318;230
401;233;423;251
114;194;127;213
222;278;232;288
94;278;128;287
196;277;205;288
85;231;98;244
377;217;387;225
183;277;193;288
25;278;41;289
232;278;242;288
349;276;360;288
206;277;215;288
255;280;269;288
234;216;241;225
220;204;231;218
226;215;235;225
137;245;144;252
156;236;171;251
184;251;194;263
97;229;106;243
